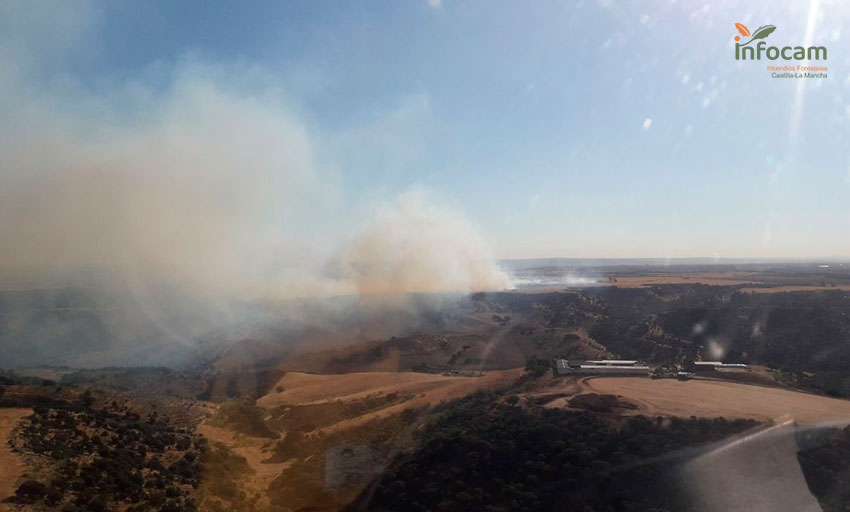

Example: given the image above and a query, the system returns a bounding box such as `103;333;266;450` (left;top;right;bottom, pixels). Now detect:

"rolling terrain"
4;271;850;511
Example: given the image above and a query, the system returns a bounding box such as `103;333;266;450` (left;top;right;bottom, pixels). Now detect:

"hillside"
4;283;850;511
255;287;850;398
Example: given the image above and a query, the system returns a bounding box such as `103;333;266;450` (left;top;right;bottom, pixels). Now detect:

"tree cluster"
10;401;201;511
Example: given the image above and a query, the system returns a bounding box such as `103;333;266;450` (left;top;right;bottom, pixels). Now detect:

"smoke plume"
335;189;510;295
0;3;511;367
0;19;508;301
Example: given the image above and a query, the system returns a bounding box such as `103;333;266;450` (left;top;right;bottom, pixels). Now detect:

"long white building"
554;359;651;376
694;361;750;371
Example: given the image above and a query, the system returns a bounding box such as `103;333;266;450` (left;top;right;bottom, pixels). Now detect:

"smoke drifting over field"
0;4;510;366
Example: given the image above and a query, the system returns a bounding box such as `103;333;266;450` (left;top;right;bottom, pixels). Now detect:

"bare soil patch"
568;393;638;413
0;408;32;505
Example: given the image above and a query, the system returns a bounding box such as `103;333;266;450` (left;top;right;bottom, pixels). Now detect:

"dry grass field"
258;370;522;430
737;285;850;293
196;423;291;509
544;377;850;424
607;272;850;293
0;408;32;507
194;369;524;510
514;271;849;293
607;272;761;287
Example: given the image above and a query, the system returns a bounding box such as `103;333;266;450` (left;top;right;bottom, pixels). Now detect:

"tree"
274;430;304;459
680;354;696;372
14;480;48;503
81;390;95;409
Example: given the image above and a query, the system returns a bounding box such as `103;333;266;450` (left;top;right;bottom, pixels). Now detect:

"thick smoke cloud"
0;3;511;367
336;188;510;295
0;36;508;302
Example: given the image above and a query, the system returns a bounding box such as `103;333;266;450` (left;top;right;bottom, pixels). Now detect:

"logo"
733;23;828;79
733;23;827;61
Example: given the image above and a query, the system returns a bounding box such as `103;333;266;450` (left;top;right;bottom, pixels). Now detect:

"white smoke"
335;188;511;295
0;10;509;301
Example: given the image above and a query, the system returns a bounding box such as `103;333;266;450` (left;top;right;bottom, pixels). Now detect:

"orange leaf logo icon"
735;23;750;37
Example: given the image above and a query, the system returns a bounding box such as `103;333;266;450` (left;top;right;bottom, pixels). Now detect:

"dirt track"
549;377;850;425
0;408;32;505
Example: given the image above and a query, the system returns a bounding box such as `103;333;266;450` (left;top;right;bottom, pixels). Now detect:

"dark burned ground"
567;393;638;413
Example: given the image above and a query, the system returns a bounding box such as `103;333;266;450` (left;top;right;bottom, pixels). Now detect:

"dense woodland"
798;426;850;512
352;391;758;512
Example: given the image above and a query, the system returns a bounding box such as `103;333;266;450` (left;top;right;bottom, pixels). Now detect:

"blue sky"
3;0;850;261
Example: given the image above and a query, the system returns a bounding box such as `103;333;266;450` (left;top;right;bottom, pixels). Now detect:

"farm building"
554;359;651;376
694;361;750;372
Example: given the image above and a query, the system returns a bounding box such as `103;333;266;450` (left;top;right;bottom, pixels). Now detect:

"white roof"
574;365;651;370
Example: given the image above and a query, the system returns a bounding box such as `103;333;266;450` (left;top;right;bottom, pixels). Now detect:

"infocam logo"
733;23;827;61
